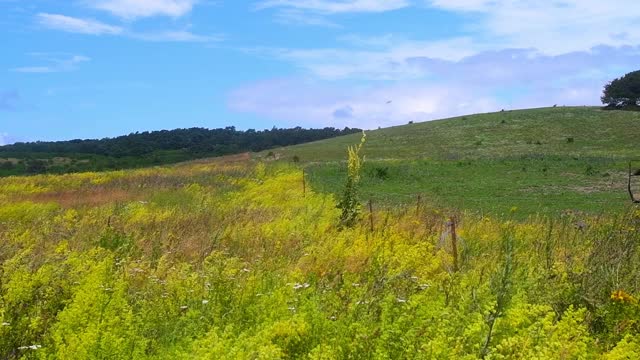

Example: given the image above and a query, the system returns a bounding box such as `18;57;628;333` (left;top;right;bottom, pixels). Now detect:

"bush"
372;166;389;180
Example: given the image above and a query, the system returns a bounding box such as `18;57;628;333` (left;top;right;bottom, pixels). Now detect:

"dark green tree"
602;70;640;109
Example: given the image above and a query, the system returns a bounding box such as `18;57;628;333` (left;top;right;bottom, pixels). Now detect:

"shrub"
372;166;389;180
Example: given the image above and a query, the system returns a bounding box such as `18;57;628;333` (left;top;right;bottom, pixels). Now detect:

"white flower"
396;298;407;303
1;322;10;326
293;282;310;290
180;305;188;310
241;268;251;272
202;300;209;305
18;345;41;350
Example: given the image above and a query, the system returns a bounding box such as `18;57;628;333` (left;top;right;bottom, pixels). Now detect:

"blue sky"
1;0;640;144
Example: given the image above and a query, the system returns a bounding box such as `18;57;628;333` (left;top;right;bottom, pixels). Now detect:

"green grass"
262;107;640;216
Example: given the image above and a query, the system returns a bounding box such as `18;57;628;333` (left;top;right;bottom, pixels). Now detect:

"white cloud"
256;0;410;14
131;30;223;42
11;54;91;73
228;46;640;128
36;13;220;43
0;133;11;146
37;13;123;35
255;0;409;27
250;37;486;80
425;0;640;55
86;0;197;19
228;78;501;129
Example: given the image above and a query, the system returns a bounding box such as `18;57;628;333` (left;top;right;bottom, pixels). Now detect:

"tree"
602;70;640;109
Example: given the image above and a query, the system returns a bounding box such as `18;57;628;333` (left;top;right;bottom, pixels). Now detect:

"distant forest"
0;126;360;176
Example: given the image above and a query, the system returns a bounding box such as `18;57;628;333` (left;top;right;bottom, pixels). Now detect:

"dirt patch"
0;158;20;164
178;152;252;166
18;188;144;208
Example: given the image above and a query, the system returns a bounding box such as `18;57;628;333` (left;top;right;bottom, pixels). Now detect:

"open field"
2;156;640;358
263;107;640;217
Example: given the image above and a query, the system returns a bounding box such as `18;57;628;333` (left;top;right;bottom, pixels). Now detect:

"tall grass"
0;160;639;358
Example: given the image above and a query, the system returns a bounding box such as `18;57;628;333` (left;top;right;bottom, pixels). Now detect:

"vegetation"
1;157;639;358
265;107;640;217
337;132;366;228
602;70;640;110
0;126;360;177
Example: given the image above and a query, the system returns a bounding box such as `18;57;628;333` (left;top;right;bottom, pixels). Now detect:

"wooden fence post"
450;216;459;272
629;162;639;204
369;200;374;232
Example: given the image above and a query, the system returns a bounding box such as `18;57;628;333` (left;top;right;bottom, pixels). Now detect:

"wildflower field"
1;153;639;359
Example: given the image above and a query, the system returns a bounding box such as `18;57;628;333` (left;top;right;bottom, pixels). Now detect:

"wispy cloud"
131;30;223;42
425;0;640;54
272;9;341;28
0;132;14;146
255;0;409;27
228;46;640;128
11;54;91;73
37;13;123;35
85;0;198;19
0;90;20;111
228;78;501;129
256;0;410;14
36;13;221;43
248;36;484;80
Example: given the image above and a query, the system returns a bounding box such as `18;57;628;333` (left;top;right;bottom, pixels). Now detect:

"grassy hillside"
264;107;640;216
273;107;640;161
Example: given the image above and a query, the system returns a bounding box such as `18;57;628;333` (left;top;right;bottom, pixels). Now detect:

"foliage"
602;70;640;109
1;159;639;359
0;126;361;177
337;131;366;227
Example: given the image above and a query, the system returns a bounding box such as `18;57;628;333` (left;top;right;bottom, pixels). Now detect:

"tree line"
0;126;360;176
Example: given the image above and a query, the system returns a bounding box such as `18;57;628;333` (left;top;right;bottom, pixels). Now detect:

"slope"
264;107;640;216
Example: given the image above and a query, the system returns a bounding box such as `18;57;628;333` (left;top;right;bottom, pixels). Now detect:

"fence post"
629;162;639;203
450;216;459;272
369;200;374;232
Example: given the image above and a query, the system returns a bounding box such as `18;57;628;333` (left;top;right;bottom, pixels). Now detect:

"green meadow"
266;107;640;216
